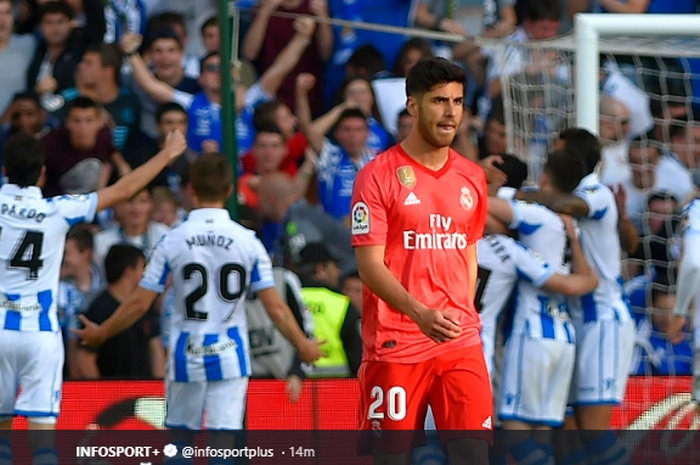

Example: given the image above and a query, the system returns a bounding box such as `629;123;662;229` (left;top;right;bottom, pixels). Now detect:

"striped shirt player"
139;209;276;429
498;200;576;427
0;188;97;421
672;198;700;406
568;173;635;407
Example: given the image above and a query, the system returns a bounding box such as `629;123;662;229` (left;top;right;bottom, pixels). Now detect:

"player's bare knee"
445;438;489;465
27;416;57;429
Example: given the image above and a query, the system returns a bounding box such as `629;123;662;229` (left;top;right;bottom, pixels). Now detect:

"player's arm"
95;130;186;212
258;287;324;363
468;243;478;298
514;190;590;217
487;196;516;225
356;245;461;343
72;346;100;379
72;287;160;347
614;184;639;254
542;215;598;296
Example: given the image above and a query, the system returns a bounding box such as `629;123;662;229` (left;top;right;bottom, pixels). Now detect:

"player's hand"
559;214;578;241
417;308;462;343
71;314;106;347
666;314;687;344
286;375;303;402
201;139;220;153
296;73;316;93
613;183;627;213
479;155;506;187
120;32;143;56
298;339;327;363
293;16;317;39
163;130;187;159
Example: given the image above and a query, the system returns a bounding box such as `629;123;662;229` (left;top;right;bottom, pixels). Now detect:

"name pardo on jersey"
0;204;46;223
403;214;468;250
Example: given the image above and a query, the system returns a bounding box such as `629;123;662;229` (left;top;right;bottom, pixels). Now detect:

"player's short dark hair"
253;100;284;132
104;244;145;285
66;224;94;252
67;96;99;116
156;102;187;124
543;149;586;194
190;152;233;202
3;132;44;187
146;12;186;37
336;108;367;129
201;15;218;35
406;57;466;98
11;91;42;107
254;123;284;141
394;38;434;77
84;42;123;85
40;1;73;21
524;0;561;22
558;127;601;175
200;51;219;74
145;29;183;51
647;190;679;208
495;154;528;190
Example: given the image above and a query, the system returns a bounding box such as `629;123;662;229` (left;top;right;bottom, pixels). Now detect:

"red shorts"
357;344;493;454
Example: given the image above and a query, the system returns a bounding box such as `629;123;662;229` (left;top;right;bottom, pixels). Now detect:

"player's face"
12;99;44;135
629;146;659;188
126;257;146;290
334;117;369;155
274;104;297;140
524;19;560;40
485;118;506;154
151;39;183;80
253;132;287;174
124;191;153;228
77;52;102;87
198;56;221;93
40;12;72;46
344;80;374;115
152;200;177;227
65;107;102;149
410;82;464;149
203;25;220;53
397;114;413;143
61;239;86;278
158;111;188;138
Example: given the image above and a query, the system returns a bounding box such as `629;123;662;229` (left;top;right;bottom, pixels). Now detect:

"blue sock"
558;448;587;465
0;438;11;465
510;439;552;465
411;435;446;465
584;432;629;465
32;447;58;465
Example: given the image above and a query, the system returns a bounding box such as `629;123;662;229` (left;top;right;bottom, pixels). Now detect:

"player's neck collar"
1;184;42;198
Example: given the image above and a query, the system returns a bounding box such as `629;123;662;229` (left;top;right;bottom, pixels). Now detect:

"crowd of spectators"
0;0;698;382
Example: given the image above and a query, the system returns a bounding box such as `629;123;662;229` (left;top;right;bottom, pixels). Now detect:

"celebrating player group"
0;55;695;465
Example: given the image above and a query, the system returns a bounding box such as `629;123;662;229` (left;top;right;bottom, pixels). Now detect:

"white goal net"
498;27;700;423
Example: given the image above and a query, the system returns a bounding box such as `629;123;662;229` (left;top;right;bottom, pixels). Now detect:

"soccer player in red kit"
351;57;492;464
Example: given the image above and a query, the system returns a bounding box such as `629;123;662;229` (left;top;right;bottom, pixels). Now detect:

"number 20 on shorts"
368;386;407;421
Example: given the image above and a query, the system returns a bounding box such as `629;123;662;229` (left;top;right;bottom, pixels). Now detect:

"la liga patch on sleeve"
352;202;370;235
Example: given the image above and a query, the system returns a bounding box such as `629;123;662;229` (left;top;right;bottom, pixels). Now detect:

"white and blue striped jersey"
477;234;555;373
0;185;97;333
140;208;275;383
508;201;575;343
569;173;629;324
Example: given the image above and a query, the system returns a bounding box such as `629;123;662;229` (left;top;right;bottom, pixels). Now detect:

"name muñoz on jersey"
140;208;275;383
0;185;97;332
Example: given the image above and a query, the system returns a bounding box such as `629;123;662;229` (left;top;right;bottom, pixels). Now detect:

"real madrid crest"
396;166;416;189
460;186;474;210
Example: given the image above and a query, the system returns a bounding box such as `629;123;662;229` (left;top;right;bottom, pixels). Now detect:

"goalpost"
574;14;700;135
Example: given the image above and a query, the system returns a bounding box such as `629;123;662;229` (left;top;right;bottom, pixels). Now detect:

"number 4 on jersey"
0;227;44;280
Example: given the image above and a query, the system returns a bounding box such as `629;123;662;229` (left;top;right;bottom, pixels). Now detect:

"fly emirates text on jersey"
403;214;468;250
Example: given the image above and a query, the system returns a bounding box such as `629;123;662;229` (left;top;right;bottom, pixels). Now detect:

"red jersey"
351;144;487;363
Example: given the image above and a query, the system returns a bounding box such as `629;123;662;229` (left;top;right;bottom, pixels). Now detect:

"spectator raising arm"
95;130;187;212
295;73;351;154
309;0;333;61
120;33;192;108
258;17;317;97
242;0;285;61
